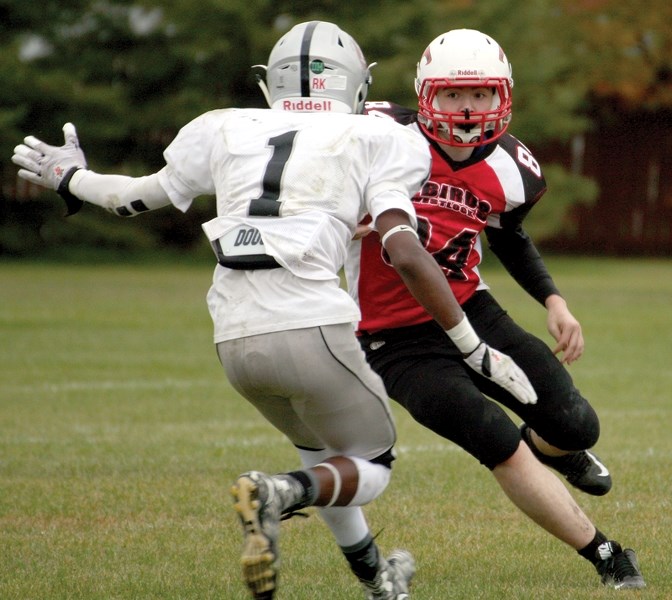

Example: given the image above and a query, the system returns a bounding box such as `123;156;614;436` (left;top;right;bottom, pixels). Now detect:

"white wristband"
381;224;419;248
445;315;481;355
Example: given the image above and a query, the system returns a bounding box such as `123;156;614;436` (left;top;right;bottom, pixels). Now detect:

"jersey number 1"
249;131;298;216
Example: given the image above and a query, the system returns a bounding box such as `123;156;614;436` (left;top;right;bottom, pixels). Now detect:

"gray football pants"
216;323;396;461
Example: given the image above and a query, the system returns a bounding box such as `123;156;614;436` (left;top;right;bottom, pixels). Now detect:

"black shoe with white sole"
595;541;646;589
520;424;612;496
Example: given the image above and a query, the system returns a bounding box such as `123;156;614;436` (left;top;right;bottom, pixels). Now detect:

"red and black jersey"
350;101;556;333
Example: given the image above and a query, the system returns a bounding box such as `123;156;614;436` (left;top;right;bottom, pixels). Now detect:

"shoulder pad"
364;101;418;125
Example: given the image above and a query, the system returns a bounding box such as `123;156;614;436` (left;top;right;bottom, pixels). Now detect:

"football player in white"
351;28;645;590
12;21;537;600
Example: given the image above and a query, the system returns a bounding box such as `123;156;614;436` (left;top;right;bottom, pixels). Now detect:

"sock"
275;470;318;513
342;533;381;582
578;529;610;564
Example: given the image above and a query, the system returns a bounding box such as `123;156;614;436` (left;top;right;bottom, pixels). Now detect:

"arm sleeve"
159;111;221;211
69;169;172;216
485;215;561;306
367;124;430;229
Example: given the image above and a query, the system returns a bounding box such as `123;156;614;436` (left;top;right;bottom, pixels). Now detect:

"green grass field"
1;257;670;599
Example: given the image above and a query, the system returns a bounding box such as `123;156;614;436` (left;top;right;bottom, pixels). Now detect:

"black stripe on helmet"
300;21;319;97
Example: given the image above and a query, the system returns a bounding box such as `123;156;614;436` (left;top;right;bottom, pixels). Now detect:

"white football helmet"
415;29;513;147
255;21;374;114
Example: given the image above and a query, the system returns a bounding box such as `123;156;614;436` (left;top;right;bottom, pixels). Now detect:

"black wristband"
56;167;84;216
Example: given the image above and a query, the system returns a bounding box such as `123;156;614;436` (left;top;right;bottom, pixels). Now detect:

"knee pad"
564;399;600;450
534;391;601;451
561;391;600;450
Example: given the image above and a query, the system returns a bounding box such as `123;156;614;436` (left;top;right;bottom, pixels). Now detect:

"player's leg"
219;325;412;598
464;290;611;495
298;448;414;599
493;442;644;589
360;322;644;589
283;324;413;598
361;320;521;469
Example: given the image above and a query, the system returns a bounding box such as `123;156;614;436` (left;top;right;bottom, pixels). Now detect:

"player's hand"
12;123;87;215
545;295;584;365
463;341;537;404
13;122;87;190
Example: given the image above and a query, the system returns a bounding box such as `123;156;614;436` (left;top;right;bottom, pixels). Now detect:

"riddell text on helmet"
283;99;333;111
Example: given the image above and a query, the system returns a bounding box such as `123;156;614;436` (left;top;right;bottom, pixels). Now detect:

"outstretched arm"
68;170;172;216
12;122;172;216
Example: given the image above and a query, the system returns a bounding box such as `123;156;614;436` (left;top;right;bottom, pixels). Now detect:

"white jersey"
157;108;430;342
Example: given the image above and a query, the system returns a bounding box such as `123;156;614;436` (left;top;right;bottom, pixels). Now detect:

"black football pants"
359;290;600;470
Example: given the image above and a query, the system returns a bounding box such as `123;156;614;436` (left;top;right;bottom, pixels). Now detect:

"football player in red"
347;28;645;590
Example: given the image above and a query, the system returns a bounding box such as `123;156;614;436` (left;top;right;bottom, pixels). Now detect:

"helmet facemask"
417;78;512;147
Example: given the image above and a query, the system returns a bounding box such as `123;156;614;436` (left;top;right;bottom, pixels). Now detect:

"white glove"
12;122;87;215
463;341;538;405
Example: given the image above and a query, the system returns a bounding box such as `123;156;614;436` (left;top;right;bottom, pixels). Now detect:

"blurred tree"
2;0;671;256
561;0;672;110
1;0;260;170
1;0;264;255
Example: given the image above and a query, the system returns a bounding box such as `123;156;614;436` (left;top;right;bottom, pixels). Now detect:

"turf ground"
1;257;670;599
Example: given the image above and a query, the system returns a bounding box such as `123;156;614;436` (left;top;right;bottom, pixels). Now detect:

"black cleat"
595;541;646;590
521;424;612;496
